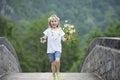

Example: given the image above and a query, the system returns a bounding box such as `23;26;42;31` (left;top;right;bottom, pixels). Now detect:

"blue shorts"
48;51;61;63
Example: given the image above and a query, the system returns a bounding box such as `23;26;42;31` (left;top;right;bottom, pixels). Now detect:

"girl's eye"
51;20;57;23
54;20;57;22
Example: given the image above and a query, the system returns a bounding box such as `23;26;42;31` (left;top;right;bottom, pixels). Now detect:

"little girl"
40;14;69;80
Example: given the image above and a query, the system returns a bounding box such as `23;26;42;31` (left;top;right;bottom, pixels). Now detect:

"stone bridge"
0;37;120;80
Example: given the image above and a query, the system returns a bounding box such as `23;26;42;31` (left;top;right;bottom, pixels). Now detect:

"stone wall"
0;37;21;77
81;37;120;80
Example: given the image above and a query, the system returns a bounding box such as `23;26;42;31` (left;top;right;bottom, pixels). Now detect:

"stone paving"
2;73;102;80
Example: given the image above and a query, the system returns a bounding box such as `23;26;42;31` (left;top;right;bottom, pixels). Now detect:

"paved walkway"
2;73;102;80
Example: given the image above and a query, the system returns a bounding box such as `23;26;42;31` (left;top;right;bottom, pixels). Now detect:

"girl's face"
50;18;59;28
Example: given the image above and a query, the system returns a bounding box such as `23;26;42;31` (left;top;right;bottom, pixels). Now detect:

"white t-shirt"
43;28;65;53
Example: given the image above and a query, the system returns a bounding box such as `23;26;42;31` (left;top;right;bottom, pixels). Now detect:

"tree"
104;21;120;37
21;15;50;72
0;15;14;38
86;28;103;44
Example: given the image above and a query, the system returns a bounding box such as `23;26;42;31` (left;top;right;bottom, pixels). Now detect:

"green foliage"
104;21;120;37
61;33;81;72
0;15;14;38
6;0;120;35
86;29;103;44
20;16;50;72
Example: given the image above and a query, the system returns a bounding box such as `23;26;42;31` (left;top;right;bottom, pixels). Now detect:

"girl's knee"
55;59;60;63
52;61;56;66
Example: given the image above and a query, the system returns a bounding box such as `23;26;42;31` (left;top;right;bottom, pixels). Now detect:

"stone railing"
81;37;120;80
0;37;21;78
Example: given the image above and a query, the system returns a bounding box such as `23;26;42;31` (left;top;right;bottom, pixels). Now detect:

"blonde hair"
48;14;61;28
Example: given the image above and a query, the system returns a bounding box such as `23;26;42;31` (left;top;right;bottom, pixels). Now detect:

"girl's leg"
55;58;62;80
55;51;62;80
48;53;56;80
55;51;61;74
55;58;60;74
51;61;56;77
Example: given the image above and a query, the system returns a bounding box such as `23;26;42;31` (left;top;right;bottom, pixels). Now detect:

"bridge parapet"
81;37;120;80
0;37;21;78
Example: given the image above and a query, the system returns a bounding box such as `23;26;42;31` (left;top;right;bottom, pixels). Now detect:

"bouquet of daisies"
63;23;76;41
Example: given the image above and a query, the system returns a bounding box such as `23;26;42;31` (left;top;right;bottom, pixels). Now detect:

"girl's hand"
62;35;70;42
66;35;70;42
40;37;46;43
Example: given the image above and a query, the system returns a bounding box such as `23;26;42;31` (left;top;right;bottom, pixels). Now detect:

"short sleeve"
60;29;65;37
43;28;49;36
